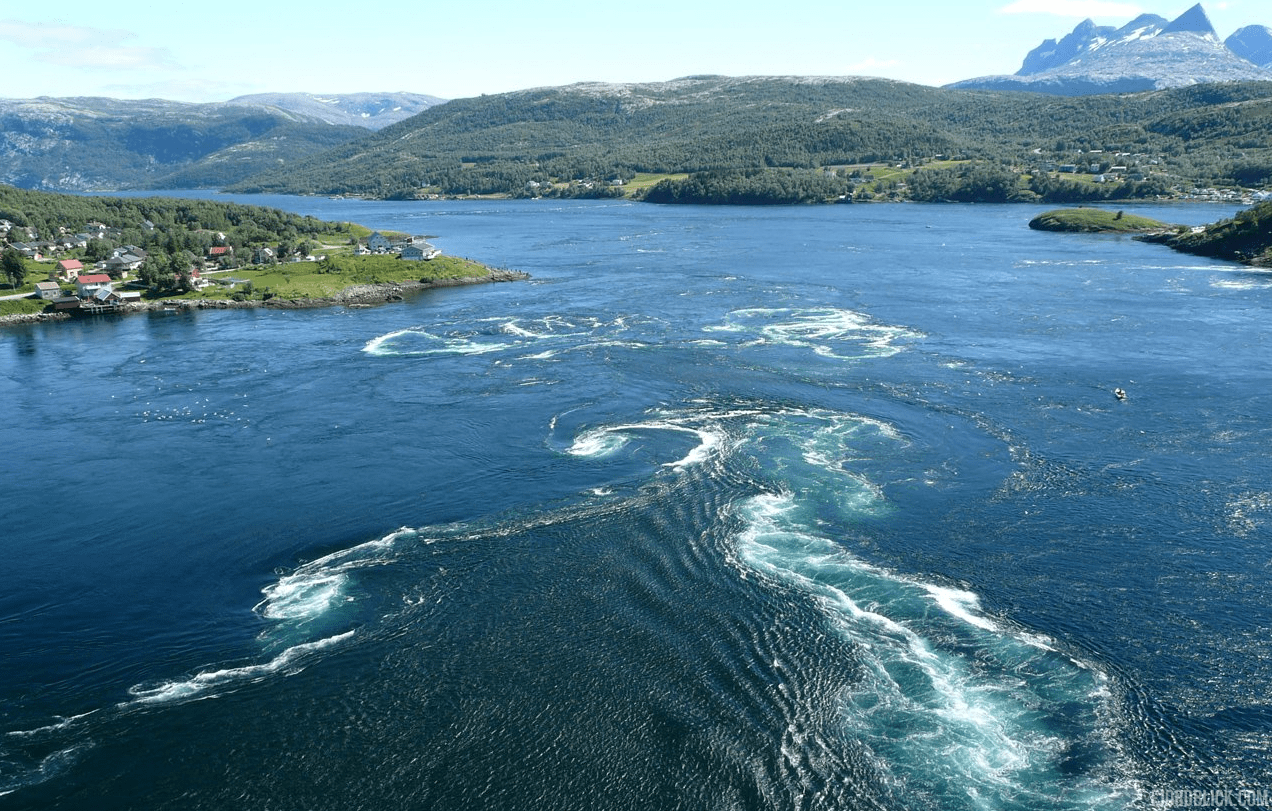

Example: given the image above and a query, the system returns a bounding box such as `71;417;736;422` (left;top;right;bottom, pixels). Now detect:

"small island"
0;185;527;326
1027;208;1176;234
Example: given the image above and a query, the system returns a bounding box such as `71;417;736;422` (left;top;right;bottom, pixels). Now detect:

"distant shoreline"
0;269;530;328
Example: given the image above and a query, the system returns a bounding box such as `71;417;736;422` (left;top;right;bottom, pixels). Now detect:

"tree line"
226;78;1272;201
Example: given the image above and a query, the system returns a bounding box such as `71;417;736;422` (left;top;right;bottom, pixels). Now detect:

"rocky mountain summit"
949;3;1272;95
1225;25;1272;69
226;92;445;130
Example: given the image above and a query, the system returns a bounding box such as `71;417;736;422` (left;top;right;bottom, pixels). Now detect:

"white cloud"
998;0;1144;17
0;20;178;72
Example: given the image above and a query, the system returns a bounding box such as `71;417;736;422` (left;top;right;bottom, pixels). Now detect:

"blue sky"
0;0;1261;102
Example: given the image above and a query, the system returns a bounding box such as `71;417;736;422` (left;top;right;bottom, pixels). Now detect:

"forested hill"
0;97;369;192
225;76;1272;202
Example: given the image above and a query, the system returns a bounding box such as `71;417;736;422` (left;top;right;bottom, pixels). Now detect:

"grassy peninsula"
0;185;525;322
1146;200;1272;267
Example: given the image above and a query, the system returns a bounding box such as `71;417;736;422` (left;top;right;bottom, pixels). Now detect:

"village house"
252;247;275;265
34;281;64;300
206;246;233;260
11;242;42;261
89;287;121;307
75;273;113;298
104;251;145;274
366;232;392;252
400;242;440;261
52;259;83;281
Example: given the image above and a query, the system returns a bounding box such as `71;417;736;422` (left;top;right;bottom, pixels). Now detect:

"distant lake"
4;197;1268;810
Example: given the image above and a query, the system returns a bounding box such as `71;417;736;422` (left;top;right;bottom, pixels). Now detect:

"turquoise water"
3;199;1268;809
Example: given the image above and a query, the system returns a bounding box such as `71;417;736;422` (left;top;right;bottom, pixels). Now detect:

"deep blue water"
3;198;1270;809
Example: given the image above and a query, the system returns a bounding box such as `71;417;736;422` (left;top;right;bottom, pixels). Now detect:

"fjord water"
3;199;1268;809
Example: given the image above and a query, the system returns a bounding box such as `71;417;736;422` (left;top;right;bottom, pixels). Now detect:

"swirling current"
3;198;1269;809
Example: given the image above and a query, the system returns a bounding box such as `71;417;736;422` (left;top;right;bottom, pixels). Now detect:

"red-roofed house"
53;259;83;281
75;273;113;298
206;246;233;258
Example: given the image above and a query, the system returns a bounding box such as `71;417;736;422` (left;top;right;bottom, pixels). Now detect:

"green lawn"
0;297;50;316
210;254;497;299
622;173;691;196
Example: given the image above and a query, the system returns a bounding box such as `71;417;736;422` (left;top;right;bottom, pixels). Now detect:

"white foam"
729;492;1130;807
362;327;506;357
126;631;355;706
923;584;1000;633
5;711;97;738
501;319;542;337
567;428;630;458
707;307;921;360
1212;278;1265;291
362;327;414;355
655;423;724;470
254;530;405;624
565;419;726;470
257;572;348;620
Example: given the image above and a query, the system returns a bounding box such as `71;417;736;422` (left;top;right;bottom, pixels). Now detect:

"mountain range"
4;7;1272;197
0;92;444;193
949;3;1272;95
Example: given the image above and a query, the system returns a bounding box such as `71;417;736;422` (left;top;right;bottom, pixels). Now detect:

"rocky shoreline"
0;269;531;327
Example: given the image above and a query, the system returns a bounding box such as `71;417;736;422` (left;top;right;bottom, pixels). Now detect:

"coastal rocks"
0;310;72;326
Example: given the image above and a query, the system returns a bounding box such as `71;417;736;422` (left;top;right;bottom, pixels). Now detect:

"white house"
34;281;63;300
400;243;440;261
75;274;113;298
367;232;392;252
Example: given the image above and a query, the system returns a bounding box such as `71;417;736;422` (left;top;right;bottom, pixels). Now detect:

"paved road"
0;292;34;301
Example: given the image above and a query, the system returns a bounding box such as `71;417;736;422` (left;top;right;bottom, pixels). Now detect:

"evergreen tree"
2;247;27;289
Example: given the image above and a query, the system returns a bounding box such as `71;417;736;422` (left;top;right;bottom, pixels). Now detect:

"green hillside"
225;77;1272;202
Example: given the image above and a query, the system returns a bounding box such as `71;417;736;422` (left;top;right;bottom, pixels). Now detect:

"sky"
0;0;1263;103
